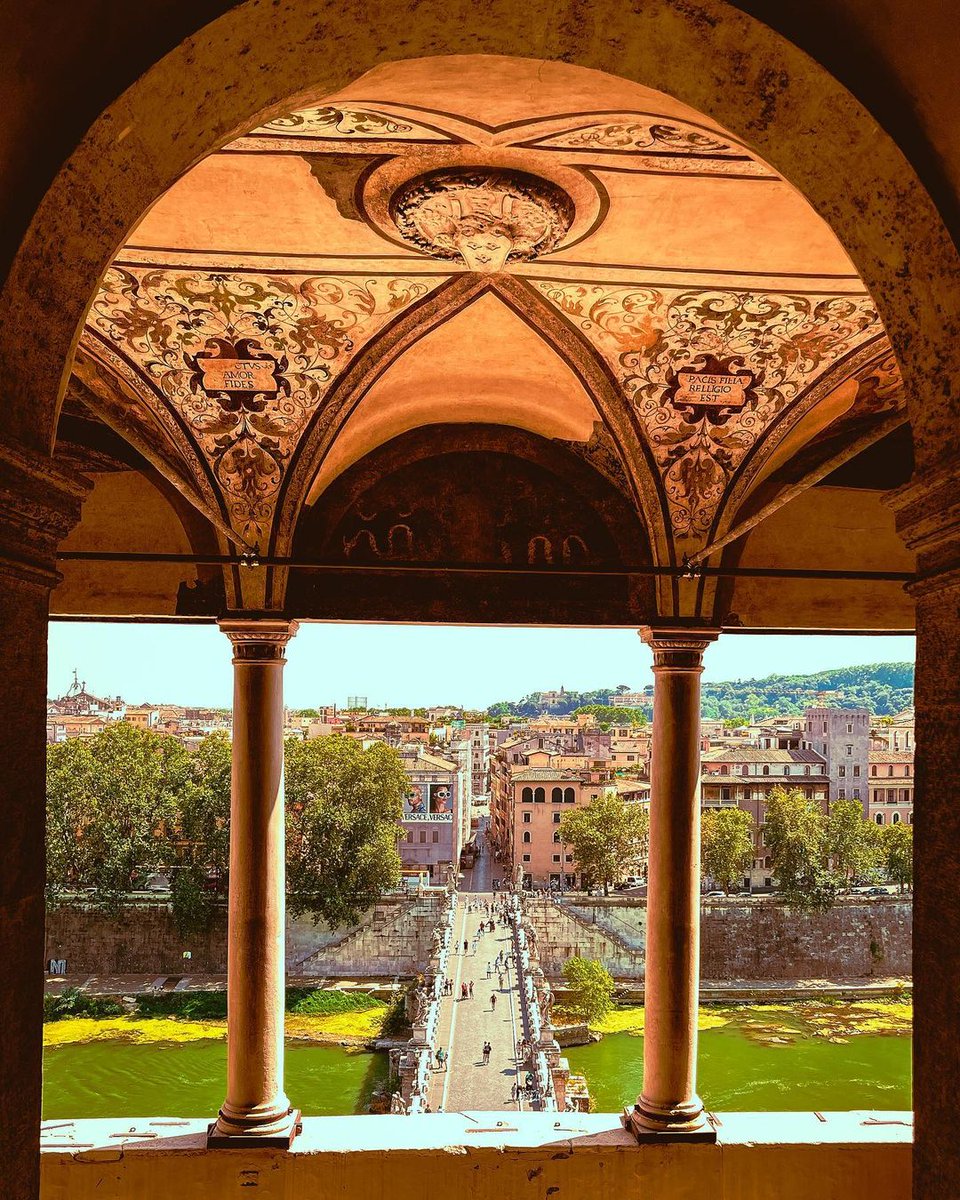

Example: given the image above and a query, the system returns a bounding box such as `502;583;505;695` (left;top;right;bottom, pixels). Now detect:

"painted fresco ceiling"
71;57;905;613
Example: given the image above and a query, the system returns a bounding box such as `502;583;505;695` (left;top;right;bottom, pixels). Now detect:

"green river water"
42;1019;911;1118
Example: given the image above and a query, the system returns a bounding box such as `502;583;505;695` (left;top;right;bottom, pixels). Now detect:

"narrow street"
427;836;531;1112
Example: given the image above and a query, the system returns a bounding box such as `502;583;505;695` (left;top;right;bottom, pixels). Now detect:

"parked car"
617;876;644;890
703;890;726;899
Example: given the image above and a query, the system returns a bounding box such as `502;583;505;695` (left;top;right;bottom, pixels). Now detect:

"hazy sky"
48;622;916;710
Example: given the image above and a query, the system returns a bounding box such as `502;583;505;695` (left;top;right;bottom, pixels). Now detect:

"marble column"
626;627;717;1140
0;443;88;1199
210;618;299;1147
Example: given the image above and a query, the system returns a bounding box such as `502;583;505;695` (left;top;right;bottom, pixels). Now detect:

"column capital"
219;618;298;662
0;439;90;588
639;626;719;669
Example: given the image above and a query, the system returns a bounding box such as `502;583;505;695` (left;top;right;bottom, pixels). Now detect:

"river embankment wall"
523;895;912;981
44;893;911;981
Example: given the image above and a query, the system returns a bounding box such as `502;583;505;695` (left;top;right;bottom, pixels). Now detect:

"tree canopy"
701;807;754;892
486;662;913;721
46;722;190;914
572;705;647;728
881;822;913;889
47;726;407;932
827;798;883;883
559;792;648;895
763;786;837;911
285;736;405;926
562;956;614;1024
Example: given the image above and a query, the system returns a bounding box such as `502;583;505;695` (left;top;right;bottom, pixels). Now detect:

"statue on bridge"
513;861;525;893
410;983;429;1028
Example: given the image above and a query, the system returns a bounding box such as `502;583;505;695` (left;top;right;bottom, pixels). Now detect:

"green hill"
487;662;914;722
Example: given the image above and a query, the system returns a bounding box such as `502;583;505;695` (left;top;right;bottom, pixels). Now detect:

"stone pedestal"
626;628;717;1142
209;619;300;1148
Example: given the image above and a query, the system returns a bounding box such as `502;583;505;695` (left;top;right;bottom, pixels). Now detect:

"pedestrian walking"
469;980;474;998
486;962;492;978
463;939;468;955
498;972;504;989
491;993;497;1011
461;982;468;1000
482;1041;491;1065
435;1047;443;1069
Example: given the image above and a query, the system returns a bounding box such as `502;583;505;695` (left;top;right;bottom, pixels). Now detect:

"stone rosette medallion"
390;168;575;272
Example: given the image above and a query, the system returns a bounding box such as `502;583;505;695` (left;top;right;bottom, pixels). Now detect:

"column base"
621;1103;717;1144
207;1108;302;1149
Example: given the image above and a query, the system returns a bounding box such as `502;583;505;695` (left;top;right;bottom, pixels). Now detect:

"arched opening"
0;6;952;1192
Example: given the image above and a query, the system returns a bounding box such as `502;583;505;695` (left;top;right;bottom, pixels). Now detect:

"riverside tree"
882;822;914;890
168;731;232;935
701;807;754;892
827;798;883;883
45;722;188;913
562;956;615;1024
559;791;649;895
763;785;837;911
285;735;405;926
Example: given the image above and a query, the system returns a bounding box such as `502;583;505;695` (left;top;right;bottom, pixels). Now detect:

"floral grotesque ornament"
391;169;574;272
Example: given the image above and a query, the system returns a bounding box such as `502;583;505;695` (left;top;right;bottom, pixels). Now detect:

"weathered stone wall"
523;895;912;981
45;891;446;979
45;893;911;982
45;902;228;976
288;891;445;978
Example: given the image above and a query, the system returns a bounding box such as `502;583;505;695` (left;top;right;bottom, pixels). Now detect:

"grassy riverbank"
43;986;402;1049
558;998;913;1044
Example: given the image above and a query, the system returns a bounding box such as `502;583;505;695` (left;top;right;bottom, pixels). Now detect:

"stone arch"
0;0;955;488
273;272;670;567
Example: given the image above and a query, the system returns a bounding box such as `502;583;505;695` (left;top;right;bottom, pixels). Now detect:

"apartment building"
700;745;829;890
397;747;465;883
868;750;915;827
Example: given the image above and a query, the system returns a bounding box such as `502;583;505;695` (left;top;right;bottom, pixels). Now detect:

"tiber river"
42;1003;911;1118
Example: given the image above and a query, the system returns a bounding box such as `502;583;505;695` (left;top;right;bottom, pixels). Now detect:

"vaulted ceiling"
62;56;908;622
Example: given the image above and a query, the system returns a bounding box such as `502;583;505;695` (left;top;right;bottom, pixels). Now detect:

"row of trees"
46;723;407;934
487;663;914;721
701;787;913;909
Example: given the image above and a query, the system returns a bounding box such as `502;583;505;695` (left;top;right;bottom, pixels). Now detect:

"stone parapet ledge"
40;1112;912;1199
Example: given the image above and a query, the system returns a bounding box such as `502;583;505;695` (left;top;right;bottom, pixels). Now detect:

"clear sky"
47;622;916;710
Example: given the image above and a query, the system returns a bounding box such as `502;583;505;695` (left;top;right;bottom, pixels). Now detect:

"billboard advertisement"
429;783;453;816
403;781;453;822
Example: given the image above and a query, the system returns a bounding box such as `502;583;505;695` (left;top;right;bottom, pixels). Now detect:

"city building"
490;733;620;888
397;747;465;884
701;746;829;890
461;722;491;796
802;707;871;814
868;750;915;827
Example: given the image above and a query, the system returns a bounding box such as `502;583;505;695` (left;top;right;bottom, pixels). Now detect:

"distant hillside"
487;662;914;722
